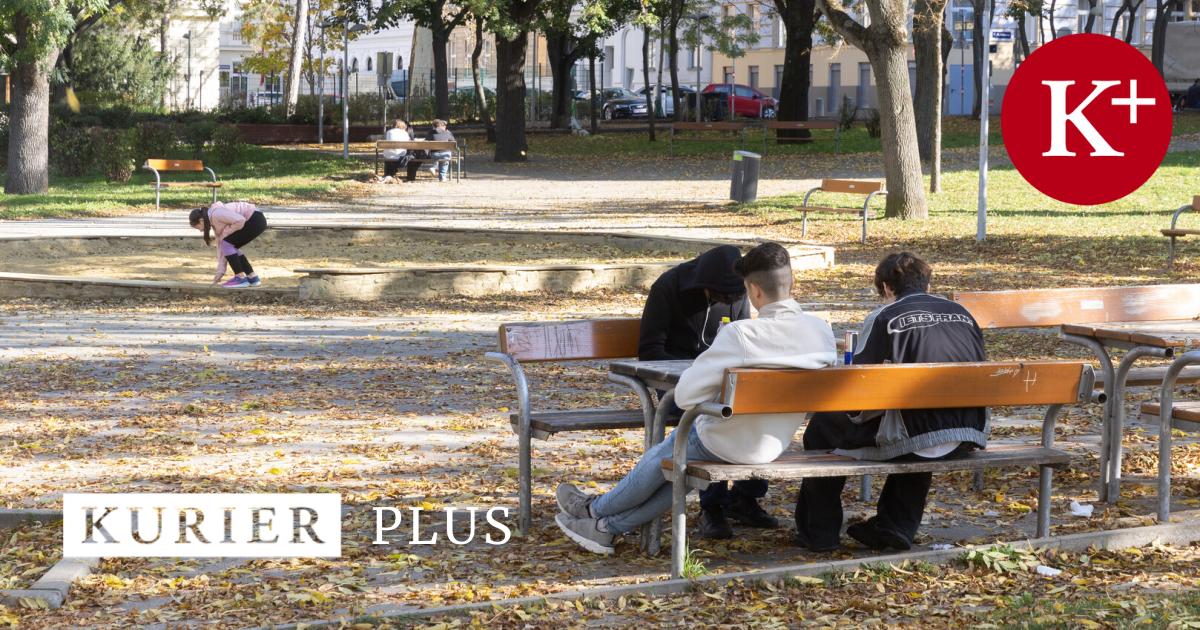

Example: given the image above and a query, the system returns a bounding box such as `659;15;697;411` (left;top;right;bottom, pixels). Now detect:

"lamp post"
686;14;712;123
319;16;338;145
342;21;370;159
183;30;193;110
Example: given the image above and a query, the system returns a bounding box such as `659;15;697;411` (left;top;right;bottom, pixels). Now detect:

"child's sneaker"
221;277;250;289
246;275;262;287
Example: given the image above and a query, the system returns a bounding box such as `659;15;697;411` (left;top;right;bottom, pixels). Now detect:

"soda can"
843;331;857;365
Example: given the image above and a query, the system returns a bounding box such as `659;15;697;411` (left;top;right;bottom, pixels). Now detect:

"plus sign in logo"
1002;34;1173;206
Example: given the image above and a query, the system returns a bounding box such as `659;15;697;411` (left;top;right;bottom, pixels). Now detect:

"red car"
701;83;777;119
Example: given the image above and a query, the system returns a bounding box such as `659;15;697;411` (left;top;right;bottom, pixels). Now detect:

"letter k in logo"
1041;80;1124;158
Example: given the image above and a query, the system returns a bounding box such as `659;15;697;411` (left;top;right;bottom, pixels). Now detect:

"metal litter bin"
729;150;761;203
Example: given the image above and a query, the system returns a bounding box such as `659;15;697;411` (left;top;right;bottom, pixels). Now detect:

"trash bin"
729;150;761;203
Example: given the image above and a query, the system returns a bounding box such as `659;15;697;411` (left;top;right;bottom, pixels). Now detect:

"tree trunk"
494;34;529;161
668;12;682;121
1124;0;1143;41
160;13;170;110
589;52;598;134
432;24;452;120
285;0;308;117
643;26;655;142
471;17;495;143
655;18;667;120
914;0;948;160
1110;1;1127;37
971;0;994;118
1048;0;1058;39
545;31;577;129
1084;0;1097;33
776;0;818;142
1151;0;1177;74
867;41;928;218
1015;12;1031;60
6;18;58;194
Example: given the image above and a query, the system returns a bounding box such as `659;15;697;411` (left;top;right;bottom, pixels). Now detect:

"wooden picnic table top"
1060;319;1200;349
376;140;457;149
609;359;693;388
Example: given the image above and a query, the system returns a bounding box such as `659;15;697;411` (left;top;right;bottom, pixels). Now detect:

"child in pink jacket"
189;201;268;288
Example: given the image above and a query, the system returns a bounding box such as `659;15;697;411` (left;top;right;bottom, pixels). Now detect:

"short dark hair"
873;252;932;297
734;242;792;297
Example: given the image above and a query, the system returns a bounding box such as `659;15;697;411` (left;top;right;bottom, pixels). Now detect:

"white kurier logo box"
63;493;342;558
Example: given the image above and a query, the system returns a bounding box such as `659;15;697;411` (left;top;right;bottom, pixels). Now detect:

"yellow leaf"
267;467;283;475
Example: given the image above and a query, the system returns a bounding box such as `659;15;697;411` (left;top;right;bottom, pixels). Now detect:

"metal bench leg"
1109;347;1170;502
155;187;160;212
1060;334;1116;502
861;210;868;244
669;403;725;579
1036;465;1052;538
486;352;533;534
972;470;985;492
1156;350;1200;522
1169;236;1177;270
802;209;808;238
859;475;872;501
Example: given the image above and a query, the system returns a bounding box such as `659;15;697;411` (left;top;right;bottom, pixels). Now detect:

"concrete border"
0;510;97;610
0;225;835;302
260;515;1200;630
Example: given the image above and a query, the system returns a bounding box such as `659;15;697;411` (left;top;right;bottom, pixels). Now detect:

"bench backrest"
950;284;1200;329
498;319;641;362
673;122;746;131
377;140;457;151
145;159;205;172
821;178;884;195
722;361;1089;414
766;120;838;130
1194;195;1200;211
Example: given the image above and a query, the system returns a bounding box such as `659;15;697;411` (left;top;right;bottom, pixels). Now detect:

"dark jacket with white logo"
843;291;988;460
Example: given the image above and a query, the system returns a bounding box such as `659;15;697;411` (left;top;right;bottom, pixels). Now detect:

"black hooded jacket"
638;246;750;361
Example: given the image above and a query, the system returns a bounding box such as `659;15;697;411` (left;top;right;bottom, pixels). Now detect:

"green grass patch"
0;146;365;220
530;112;1200;159
987;589;1200;628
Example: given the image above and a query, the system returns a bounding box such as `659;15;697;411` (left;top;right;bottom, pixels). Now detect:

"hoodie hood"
678;245;744;295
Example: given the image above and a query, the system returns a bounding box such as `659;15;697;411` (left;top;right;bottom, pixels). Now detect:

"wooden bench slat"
509;408;652;433
376;140;458;151
1094;365;1200;388
1140;400;1200;424
1162;229;1200;237
800;205;872;215
144;158;205;172
821;178;885;195
149;182;223;188
672;122;748;131
663;444;1071;482
1195;195;1200;211
951;284;1200;329
764;120;839;130
498;319;641;362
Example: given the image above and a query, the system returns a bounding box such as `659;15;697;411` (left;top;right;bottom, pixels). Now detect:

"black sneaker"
793;528;841;552
846;517;911;551
697;507;733;539
728;496;779;529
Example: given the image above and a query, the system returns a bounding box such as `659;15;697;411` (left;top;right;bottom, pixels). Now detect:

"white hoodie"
674;298;836;465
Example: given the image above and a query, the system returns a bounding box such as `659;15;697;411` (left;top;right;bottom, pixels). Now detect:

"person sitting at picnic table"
404;119;456;183
554;242;836;555
638;244;773;539
793;252;987;553
1187;79;1200;110
381;119;411;178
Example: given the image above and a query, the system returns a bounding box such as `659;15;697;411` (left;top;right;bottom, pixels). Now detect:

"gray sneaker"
555;483;594;519
555;513;615;555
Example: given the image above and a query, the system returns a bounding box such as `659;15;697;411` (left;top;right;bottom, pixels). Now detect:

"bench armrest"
1171;203;1192;230
205;166;218;183
485;351;531;429
801;187;823;208
607;373;658;449
144;164;161;188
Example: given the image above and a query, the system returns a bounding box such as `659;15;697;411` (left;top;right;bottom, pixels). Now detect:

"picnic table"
1059;319;1200;503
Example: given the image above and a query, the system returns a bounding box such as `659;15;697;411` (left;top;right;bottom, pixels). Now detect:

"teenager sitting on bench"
553;243;836;554
794;252;987;552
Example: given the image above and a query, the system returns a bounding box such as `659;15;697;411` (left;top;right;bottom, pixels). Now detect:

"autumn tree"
1109;0;1143;42
0;0;110;194
913;0;951;191
491;0;544;161
818;0;927;219
541;0;631;129
970;0;994;118
766;0;821;140
285;0;309;116
376;0;470;120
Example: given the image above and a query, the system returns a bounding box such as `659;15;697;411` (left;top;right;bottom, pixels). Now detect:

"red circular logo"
1001;34;1172;206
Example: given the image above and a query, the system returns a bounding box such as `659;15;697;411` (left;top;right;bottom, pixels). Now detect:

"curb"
0;509;61;529
259;515;1200;630
0;511;96;610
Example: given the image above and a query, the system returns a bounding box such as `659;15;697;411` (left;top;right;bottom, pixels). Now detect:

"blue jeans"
430;151;452;180
590;426;721;534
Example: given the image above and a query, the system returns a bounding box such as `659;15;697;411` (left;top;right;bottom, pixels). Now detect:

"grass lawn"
0;145;368;220
530;111;1200;159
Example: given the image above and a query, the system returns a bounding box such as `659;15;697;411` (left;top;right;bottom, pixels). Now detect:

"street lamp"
342;21;370;159
318;16;338;145
183;30;192;110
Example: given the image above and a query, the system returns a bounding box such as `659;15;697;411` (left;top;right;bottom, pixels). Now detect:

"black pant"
658;390;769;512
383;159;403;177
224;211;267;276
794;412;973;548
405;159;425;181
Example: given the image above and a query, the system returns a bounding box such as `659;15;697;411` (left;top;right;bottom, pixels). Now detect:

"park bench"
143;159;221;212
760;120;841;155
1161;195;1200;268
373;140;464;181
951;284;1200;501
668;122;749;156
798;178;887;244
660;361;1093;578
487;318;666;533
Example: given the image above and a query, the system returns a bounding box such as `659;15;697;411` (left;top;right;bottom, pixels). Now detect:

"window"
690;45;701;69
749;65;759;89
351;57;359;72
777;18;787;47
397;54;404;70
773;64;783;98
723;66;734;83
367;56;373;71
734;85;755;97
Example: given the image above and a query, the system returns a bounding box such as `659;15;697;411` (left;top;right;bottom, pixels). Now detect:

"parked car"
595;87;646;120
701;83;777;119
636;85;697;118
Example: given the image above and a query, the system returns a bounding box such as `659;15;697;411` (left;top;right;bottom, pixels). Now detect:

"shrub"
135;121;179;161
864;108;882;138
208;124;246;166
837;95;856;131
90;127;137;182
95;105;136;129
49;119;96;176
182;120;217;157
